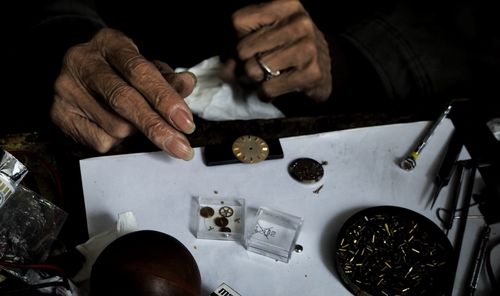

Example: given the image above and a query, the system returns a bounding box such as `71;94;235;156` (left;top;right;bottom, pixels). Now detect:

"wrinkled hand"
51;28;197;160
232;0;332;102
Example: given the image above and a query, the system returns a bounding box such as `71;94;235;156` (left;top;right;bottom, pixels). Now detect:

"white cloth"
178;56;284;121
72;211;138;283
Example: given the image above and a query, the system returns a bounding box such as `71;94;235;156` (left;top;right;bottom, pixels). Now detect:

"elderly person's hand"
51;28;196;160
231;0;332;102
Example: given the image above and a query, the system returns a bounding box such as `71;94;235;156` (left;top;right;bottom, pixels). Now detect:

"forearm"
4;0;106;128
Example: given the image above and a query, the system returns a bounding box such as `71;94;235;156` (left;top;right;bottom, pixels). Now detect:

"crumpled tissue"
178;56;284;121
72;211;138;283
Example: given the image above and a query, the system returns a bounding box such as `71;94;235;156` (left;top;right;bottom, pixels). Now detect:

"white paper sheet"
80;119;493;295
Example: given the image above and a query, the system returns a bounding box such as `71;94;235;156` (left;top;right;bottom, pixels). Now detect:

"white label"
0;175;14;207
210;283;241;296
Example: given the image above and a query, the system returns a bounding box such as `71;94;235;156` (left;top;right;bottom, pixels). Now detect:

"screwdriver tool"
429;130;463;209
400;104;453;171
467;225;491;295
445;161;477;295
443;161;466;235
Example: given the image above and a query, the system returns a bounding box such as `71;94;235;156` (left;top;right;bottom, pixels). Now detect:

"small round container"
335;206;454;296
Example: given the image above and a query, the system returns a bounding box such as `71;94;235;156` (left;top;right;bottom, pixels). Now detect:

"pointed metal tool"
400;104;453;171
429;130;463;209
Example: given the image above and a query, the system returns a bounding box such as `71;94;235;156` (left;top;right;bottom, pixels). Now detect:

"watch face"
232;135;269;164
288;158;324;184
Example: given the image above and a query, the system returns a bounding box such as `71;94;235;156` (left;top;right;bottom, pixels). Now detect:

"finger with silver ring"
256;53;281;81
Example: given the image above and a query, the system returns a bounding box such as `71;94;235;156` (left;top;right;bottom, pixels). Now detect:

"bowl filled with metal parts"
335;206;455;296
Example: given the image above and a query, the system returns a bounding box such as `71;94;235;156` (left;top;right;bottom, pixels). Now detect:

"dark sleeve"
338;1;470;102
334;0;500;103
278;0;497;116
2;0;105;131
33;0;105;46
274;0;389;116
29;0;106;80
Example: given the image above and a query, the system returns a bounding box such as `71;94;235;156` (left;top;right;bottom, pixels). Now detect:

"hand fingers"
60;28;195;159
55;69;136;139
153;60;197;98
50;94;123;153
232;2;332;102
245;38;313;82
218;58;239;83
236;12;314;61
232;0;303;38
256;60;332;102
75;52;194;159
249;38;331;102
53;67;136;153
94;29;196;135
258;61;321;100
63;28;195;159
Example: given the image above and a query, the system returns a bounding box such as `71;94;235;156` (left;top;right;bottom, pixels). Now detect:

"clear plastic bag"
0;185;68;269
0;149;28;207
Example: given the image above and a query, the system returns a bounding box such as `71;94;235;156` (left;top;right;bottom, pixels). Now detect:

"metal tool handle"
468;225;491;295
444;162;465;234
400;104;453;171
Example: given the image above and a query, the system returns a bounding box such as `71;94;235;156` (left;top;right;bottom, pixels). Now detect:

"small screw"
294;244;304;253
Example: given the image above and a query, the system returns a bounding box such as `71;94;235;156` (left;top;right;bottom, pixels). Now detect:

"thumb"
153;60;197;98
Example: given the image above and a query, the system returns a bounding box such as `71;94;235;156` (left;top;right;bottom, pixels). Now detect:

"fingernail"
164;135;194;161
170;107;196;134
182;71;198;87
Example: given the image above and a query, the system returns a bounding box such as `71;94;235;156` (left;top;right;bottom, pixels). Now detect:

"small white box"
246;207;303;263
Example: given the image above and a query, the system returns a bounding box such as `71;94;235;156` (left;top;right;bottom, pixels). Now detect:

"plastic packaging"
0;185;68;283
246;207;303;263
0;149;28;207
194;196;245;241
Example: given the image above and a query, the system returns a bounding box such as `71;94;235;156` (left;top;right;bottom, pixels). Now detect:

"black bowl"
335;206;454;296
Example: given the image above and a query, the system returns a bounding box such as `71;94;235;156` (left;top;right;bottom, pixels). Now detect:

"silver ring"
256;53;280;80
